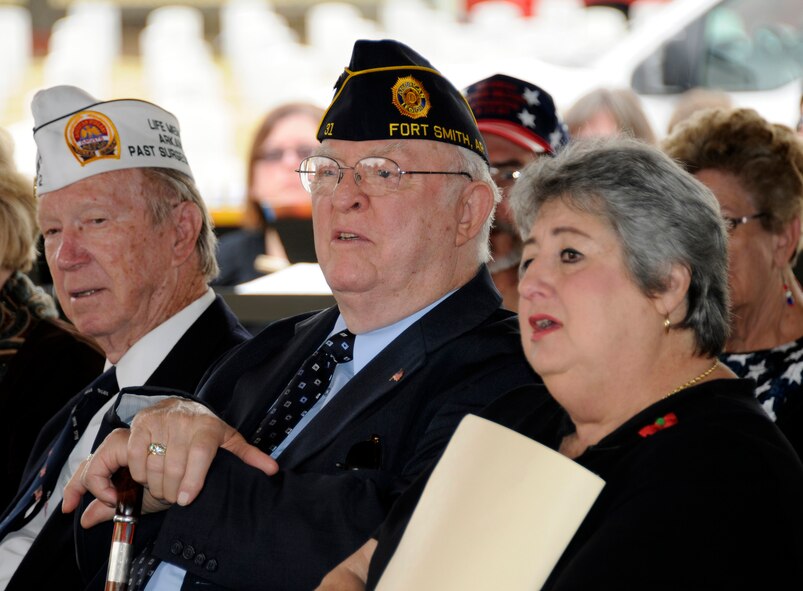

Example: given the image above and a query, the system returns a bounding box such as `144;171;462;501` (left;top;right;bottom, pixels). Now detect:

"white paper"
377;414;605;591
234;263;331;295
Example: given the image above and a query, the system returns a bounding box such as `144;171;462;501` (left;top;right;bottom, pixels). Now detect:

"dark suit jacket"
132;267;538;590
3;295;250;591
0;317;104;508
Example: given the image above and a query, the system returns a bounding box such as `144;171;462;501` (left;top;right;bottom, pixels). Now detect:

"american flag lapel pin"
390;369;404;382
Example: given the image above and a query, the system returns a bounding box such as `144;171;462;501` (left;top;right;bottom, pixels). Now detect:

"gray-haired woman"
317;138;803;590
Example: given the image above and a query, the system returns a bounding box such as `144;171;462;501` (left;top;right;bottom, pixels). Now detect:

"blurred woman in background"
565;87;655;143
0;128;103;507
663;107;803;456
666;88;732;134
214;102;323;285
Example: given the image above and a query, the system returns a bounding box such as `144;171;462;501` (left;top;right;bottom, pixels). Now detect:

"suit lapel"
145;296;249;393
278;266;504;468
277;322;427;468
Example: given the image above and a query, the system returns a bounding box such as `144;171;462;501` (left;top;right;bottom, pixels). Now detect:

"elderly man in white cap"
62;39;541;591
0;86;251;590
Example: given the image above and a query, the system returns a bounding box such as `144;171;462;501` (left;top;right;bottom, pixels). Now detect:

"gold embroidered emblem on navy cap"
391;76;431;119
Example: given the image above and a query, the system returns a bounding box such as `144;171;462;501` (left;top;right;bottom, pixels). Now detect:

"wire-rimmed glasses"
297;156;472;196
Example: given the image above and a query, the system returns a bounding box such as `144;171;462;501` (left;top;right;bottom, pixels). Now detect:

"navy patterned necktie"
252;330;355;453
0;367;118;538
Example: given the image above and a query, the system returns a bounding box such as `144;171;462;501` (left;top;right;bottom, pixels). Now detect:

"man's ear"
654;262;692;322
171;201;203;265
773;215;801;267
455;182;495;248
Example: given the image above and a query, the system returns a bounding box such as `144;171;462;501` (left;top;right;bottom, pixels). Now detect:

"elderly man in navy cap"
62;40;540;590
464;74;569;311
0;88;250;589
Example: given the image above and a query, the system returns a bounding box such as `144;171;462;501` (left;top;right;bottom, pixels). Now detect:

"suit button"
170;540;183;555
194;553;206;567
182;545;196;560
205;559;218;572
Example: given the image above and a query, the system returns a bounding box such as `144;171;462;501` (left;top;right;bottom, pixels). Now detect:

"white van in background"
623;0;801;134
459;0;802;137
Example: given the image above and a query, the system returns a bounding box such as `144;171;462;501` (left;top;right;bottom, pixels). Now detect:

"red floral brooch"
638;412;678;438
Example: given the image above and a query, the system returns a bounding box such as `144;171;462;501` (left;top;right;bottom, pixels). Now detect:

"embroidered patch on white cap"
32;85;194;195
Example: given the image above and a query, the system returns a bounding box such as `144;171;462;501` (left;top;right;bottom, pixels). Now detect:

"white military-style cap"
32;85;194;195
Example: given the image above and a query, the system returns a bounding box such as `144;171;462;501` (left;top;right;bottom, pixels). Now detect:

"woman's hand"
316;539;377;590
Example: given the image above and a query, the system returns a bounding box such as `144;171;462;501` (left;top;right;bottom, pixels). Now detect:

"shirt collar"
108;289;216;389
332;289;454;375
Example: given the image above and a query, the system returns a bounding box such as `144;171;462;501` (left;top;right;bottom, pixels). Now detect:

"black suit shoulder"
145;295;252;393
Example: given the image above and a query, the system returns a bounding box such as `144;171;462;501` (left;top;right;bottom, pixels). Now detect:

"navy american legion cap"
317;39;489;164
464;74;569;155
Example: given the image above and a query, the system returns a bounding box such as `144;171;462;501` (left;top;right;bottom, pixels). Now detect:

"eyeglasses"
489;165;521;183
296;156;472;196
256;146;316;163
723;212;767;233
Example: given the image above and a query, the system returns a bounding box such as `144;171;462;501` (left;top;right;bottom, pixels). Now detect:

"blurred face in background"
485;133;539;311
694;168;776;314
571;109;619;139
485;133;538;229
251;113;319;215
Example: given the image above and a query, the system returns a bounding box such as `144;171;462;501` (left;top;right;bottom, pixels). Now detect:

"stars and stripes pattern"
721;337;803;421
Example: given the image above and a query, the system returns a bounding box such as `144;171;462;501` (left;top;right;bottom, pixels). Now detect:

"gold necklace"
662;360;719;400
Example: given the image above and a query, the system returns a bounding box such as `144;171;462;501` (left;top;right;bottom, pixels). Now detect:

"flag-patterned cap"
464;74;569;155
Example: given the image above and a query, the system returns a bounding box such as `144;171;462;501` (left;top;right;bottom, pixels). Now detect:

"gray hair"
140;168;219;282
509;137;730;357
452;145;500;264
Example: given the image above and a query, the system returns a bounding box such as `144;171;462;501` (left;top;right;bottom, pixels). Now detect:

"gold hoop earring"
664;317;671;333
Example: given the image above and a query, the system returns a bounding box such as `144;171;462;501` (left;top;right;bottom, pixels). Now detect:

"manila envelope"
377;414;605;591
